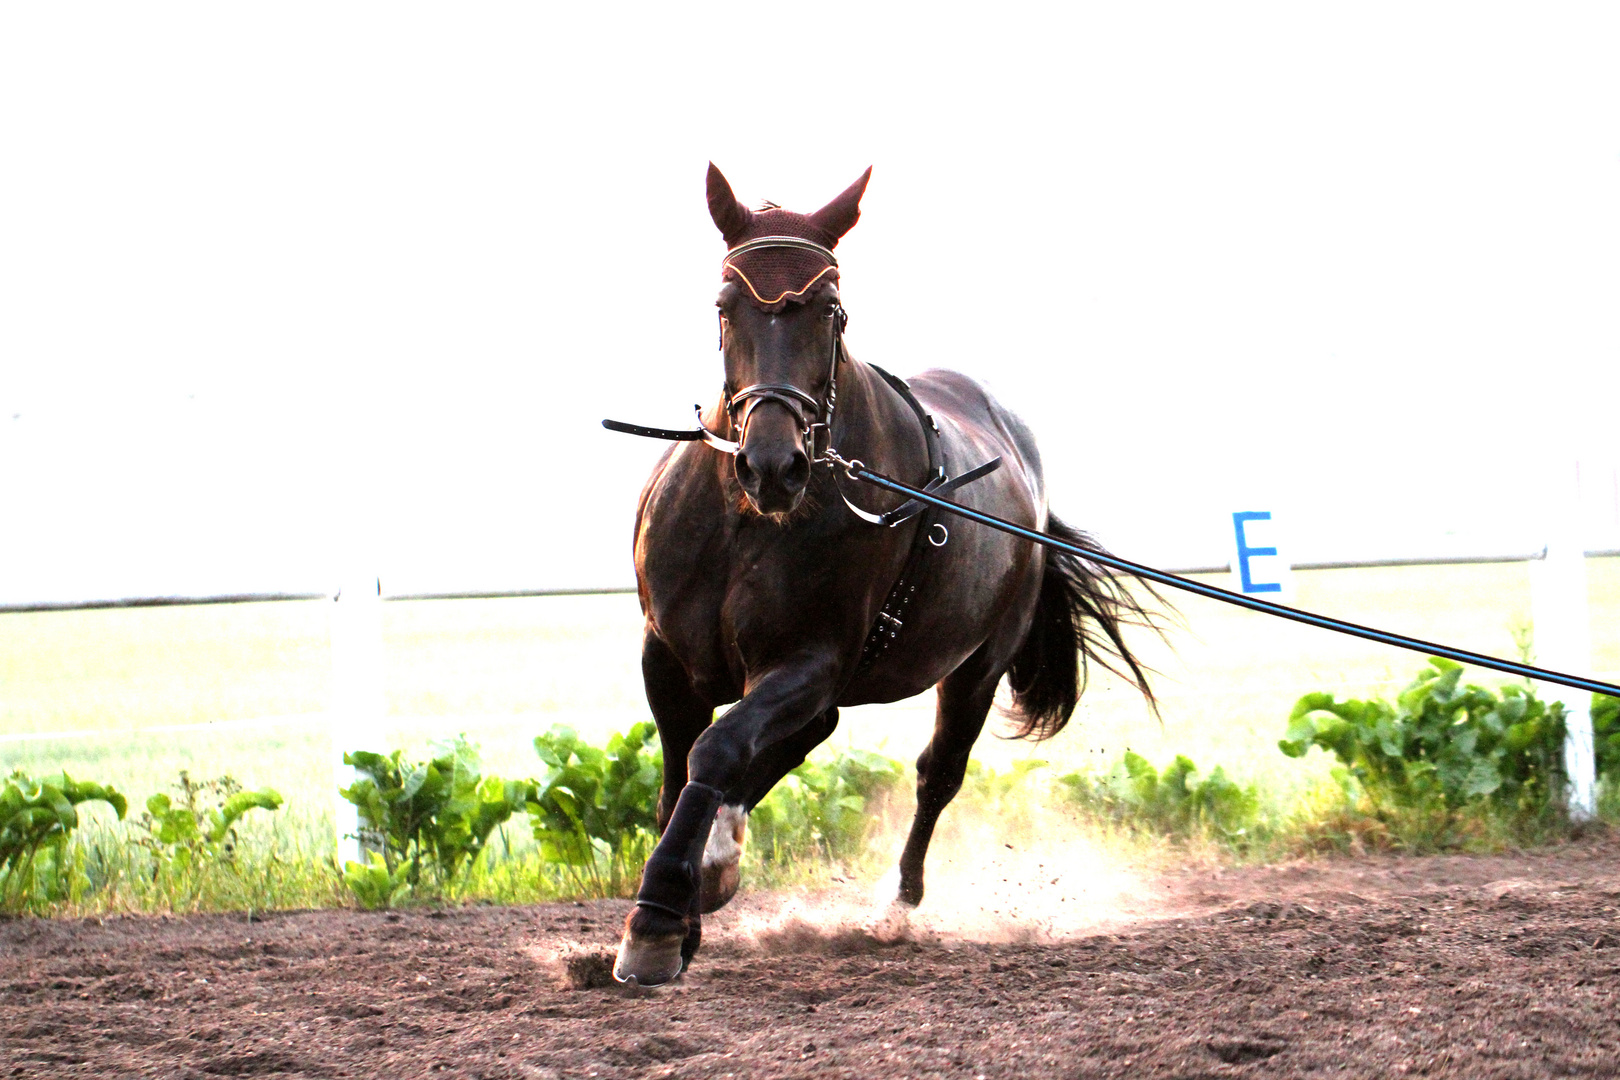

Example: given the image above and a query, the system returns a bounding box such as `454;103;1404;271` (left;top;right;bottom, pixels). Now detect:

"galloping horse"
612;165;1159;985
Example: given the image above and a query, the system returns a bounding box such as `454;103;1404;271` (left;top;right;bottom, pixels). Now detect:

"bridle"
600;235;1002;531
694;235;848;464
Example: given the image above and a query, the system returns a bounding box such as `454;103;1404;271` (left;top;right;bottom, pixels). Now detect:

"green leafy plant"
1593;694;1619;779
134;773;283;903
1280;658;1567;815
0;771;127;913
959;758;1049;810
342;852;411;910
1058;752;1259;840
750;747;907;863
527;722;663;897
1592;694;1620;825
342;737;530;901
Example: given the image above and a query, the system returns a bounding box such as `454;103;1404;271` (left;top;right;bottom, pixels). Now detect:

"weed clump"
750;748;907;865
1056;753;1261;846
1278;659;1616;852
0;771;126;914
341;737;529;906
135;772;283;906
527;722;662;898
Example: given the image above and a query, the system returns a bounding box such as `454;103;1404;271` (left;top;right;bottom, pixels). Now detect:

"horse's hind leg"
641;633;713;832
695;707;839;913
895;665;1000;907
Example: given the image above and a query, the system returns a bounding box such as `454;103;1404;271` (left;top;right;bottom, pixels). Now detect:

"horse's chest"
645;519;867;675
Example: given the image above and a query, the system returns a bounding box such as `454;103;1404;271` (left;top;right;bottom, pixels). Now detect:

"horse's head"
707;163;871;517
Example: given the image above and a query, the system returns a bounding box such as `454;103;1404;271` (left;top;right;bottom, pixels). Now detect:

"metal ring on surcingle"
928;523;949;547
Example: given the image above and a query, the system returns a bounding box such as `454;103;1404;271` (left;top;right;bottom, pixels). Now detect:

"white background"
3;4;1617;604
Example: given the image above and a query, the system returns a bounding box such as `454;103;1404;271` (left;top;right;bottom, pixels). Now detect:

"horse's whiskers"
732;487;822;526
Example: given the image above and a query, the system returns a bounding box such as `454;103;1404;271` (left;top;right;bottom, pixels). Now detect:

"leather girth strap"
853;365;945;676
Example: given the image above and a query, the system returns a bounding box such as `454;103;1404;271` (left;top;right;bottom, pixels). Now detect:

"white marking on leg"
702;803;747;871
698;803;747;913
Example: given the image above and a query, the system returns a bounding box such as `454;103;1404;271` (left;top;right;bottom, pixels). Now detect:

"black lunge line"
826;453;1620;700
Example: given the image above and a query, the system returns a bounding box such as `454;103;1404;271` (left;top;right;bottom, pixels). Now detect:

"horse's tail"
1004;512;1166;741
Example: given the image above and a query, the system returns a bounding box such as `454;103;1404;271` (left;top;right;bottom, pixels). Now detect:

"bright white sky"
3;4;1618;604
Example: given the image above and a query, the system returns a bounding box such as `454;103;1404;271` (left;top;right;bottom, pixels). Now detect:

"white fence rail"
10;549;1620;616
4;548;1613;848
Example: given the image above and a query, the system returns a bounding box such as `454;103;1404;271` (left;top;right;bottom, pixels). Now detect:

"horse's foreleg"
614;656;838;985
694;706;840;914
895;666;999;907
733;706;838;812
641;633;713;833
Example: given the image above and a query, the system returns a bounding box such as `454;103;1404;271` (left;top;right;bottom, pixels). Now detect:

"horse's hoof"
698;804;746;914
613;909;687;987
867;900;913;944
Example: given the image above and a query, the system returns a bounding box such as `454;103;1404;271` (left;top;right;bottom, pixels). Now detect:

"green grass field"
4;559;1616;854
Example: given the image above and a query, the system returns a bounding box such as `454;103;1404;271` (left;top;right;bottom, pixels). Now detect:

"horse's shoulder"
638;442;725;526
635;445;737;645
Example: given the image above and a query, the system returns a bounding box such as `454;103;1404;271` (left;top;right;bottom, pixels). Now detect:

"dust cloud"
715;804;1171;954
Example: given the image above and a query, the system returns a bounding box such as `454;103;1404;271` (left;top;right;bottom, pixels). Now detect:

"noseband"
712;309;848;463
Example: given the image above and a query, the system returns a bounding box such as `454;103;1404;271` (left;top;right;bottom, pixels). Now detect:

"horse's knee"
687;731;749;791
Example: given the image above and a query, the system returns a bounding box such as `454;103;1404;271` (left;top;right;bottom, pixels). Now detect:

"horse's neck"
831;357;932;485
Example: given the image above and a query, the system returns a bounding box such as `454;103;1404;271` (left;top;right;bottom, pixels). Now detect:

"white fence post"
330;572;386;864
1530;460;1596;821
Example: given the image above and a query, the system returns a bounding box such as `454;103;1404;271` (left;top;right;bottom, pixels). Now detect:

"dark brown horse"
612;164;1159;985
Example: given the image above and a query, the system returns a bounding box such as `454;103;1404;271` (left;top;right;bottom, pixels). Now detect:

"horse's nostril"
734;453;759;490
783;452;810;493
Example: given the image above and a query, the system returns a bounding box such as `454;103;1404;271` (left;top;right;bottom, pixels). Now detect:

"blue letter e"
1232;511;1282;594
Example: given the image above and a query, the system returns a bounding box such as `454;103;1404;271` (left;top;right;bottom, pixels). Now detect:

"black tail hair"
1004;513;1168;741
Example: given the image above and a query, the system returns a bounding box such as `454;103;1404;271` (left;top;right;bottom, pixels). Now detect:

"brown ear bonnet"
707;163;872;312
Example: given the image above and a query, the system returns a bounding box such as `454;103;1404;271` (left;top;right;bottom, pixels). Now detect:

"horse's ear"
808;167;872;244
707;163;752;245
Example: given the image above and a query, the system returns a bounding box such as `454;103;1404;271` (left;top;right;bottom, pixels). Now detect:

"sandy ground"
5;834;1620;1079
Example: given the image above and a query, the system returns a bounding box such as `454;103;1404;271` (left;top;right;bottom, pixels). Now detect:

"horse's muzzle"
735;440;810;514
